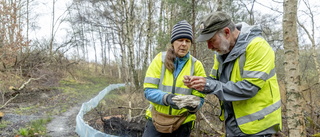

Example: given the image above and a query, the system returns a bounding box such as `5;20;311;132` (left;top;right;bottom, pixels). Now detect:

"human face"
173;38;191;57
207;33;231;55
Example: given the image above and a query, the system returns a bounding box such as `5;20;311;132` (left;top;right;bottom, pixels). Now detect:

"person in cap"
142;20;206;137
183;11;282;136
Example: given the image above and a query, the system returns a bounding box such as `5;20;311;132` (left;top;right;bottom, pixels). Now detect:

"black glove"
184;106;198;114
164;94;180;109
184;106;196;111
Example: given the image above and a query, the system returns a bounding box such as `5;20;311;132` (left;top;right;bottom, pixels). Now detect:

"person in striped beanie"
142;20;206;137
170;20;193;43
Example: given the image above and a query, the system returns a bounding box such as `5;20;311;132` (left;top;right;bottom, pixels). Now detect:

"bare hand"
183;75;192;87
183;76;206;91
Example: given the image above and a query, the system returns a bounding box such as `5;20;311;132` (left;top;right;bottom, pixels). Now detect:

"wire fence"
75;83;125;137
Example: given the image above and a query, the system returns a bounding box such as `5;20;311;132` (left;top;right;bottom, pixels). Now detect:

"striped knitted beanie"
171;20;193;43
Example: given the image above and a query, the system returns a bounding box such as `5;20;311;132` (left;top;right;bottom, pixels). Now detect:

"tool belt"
151;107;188;133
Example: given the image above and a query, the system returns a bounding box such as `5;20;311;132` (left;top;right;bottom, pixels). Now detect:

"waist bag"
151;107;188;133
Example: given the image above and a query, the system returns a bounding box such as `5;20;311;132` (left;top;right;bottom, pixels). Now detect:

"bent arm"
205;77;260;101
144;88;167;105
205;37;274;101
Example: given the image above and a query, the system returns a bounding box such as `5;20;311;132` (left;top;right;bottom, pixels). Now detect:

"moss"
17;117;52;136
0;120;11;128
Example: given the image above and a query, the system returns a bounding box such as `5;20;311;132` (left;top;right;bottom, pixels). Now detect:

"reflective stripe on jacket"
144;51;206;124
210;24;282;134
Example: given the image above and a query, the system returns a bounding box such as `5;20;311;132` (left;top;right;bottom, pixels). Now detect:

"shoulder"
153;52;165;61
189;55;202;65
190;56;204;69
247;37;271;51
246;37;274;59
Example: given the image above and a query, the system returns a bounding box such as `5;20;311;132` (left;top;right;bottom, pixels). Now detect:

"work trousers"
142;120;193;137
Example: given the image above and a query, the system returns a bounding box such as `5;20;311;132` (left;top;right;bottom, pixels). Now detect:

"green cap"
196;11;232;42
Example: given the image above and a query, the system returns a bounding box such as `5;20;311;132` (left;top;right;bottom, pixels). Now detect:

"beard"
217;36;231;55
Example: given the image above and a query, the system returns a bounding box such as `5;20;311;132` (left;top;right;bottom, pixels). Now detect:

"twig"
0;94;19;109
127;101;132;122
117;106;145;110
132;106;148;122
1;90;4;104
109;121;114;130
199;112;224;135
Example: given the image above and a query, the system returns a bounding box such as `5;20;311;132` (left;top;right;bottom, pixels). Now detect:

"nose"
179;40;188;47
207;41;214;49
182;40;187;45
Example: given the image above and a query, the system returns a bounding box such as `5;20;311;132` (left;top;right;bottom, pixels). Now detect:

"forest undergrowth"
0;61;122;136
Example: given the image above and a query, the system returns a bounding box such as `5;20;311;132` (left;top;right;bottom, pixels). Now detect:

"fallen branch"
199;112;224;136
10;75;45;91
0;94;19;110
2;75;44;109
117;106;145;110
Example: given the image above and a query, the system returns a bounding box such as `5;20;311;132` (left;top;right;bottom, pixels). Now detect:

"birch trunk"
283;0;306;136
125;0;139;88
142;0;153;73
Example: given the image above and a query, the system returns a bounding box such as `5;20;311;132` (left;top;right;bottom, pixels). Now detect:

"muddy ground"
0;87;81;136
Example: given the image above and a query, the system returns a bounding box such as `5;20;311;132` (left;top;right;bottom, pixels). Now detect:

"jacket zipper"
169;76;177;115
169;59;188;115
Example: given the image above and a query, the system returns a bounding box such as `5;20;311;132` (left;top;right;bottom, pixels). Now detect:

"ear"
223;27;231;38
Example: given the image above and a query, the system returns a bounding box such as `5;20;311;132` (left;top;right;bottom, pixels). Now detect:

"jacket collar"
218;22;262;64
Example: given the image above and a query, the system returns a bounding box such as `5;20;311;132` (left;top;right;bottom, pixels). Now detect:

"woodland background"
0;0;320;136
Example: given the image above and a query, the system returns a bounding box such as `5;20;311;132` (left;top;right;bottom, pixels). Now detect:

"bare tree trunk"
120;42;127;82
98;27;105;74
142;0;153;76
26;0;29;42
283;0;306;136
216;0;223;11
239;0;256;25
311;43;320;82
107;30;111;75
49;0;55;57
156;0;165;51
297;0;320;84
90;26;97;72
125;0;139;88
191;0;197;57
297;0;320;134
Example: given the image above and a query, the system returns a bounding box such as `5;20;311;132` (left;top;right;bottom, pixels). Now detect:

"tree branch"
199;112;224;135
10;75;45;91
0;94;18;110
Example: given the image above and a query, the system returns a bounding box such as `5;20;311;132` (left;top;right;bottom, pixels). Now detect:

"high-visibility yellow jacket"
144;52;206;124
207;23;282;135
